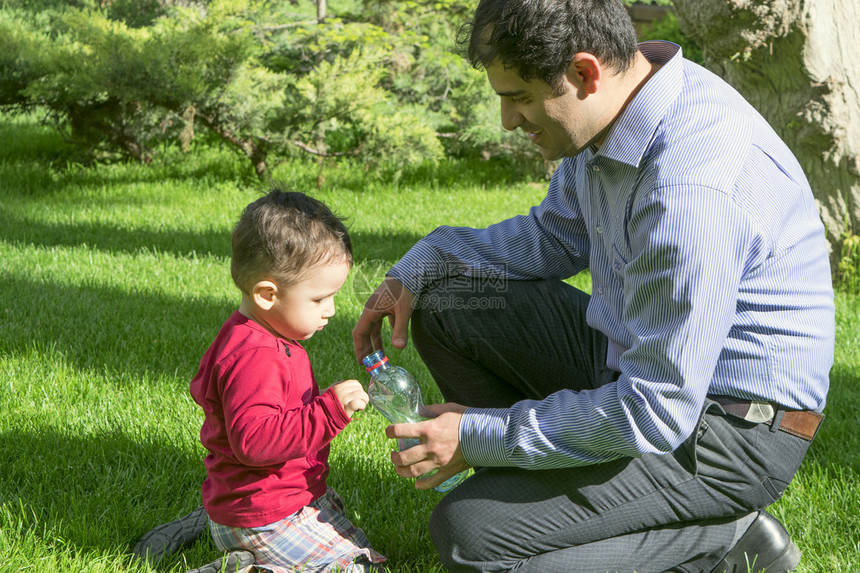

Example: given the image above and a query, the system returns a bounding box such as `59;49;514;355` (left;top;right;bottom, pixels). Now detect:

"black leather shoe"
132;506;209;562
711;511;801;573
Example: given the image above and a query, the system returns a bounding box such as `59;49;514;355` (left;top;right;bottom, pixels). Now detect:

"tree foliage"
0;0;529;179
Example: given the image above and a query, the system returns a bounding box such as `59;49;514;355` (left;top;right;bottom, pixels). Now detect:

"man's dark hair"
459;0;638;92
231;186;353;294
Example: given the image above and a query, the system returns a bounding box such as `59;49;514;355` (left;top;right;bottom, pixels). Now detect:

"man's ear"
251;280;278;311
567;52;602;95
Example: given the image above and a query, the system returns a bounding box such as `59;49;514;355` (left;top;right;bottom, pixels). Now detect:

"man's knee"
428;498;457;568
428;493;486;570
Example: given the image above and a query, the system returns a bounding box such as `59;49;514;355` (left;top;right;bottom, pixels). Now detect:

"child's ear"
251;280;278;311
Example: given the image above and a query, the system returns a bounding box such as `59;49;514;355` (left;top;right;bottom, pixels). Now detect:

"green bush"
0;0;706;181
0;1;454;178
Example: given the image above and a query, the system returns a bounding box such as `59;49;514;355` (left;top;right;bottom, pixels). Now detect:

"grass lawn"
0;112;857;572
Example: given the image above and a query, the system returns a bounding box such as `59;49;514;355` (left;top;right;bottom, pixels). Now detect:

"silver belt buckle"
744;401;775;423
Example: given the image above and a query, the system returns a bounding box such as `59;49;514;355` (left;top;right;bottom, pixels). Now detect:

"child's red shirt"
190;311;351;527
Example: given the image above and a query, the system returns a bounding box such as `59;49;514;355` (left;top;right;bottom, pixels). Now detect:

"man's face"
486;61;603;160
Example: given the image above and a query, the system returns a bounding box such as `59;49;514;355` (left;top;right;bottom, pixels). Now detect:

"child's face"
264;258;350;340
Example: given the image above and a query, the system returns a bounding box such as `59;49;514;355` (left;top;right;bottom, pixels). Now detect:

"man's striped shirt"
389;41;835;469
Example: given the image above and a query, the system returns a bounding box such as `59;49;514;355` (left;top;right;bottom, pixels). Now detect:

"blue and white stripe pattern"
388;42;835;469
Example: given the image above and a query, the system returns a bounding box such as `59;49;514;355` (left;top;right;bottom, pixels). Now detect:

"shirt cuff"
459;407;515;468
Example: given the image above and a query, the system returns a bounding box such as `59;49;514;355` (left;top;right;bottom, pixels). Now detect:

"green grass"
1;111;857;573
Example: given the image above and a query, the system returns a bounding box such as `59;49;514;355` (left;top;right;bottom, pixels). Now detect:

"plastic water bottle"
362;350;468;493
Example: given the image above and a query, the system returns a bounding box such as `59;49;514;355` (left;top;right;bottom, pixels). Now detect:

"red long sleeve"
190;312;351;527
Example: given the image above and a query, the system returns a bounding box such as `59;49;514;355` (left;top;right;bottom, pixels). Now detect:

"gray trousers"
411;278;811;573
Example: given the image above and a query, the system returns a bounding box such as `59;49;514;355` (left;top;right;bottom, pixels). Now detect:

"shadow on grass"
0;423;440;571
0;273;234;382
0;216;233;260
0;277;431;569
0;424;204;569
0;208;423;265
0;272;392;391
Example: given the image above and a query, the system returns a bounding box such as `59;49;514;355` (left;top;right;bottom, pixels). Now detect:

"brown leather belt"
710;395;824;441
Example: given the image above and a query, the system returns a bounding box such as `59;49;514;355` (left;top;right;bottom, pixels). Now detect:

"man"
352;0;834;571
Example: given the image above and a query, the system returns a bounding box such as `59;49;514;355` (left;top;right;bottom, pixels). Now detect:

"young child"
187;188;385;572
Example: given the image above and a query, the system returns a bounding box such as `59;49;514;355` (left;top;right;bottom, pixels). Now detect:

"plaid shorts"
209;488;386;573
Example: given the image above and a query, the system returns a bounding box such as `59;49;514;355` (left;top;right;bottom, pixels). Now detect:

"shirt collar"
595;41;684;168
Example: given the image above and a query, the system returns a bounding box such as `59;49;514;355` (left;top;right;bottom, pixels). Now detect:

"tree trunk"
672;0;860;267
317;0;326;23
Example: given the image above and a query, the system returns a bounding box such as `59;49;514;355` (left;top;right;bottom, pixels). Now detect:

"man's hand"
352;276;416;361
328;379;369;418
387;403;471;490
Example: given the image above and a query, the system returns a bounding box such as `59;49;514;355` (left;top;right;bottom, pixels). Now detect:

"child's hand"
329;379;369;418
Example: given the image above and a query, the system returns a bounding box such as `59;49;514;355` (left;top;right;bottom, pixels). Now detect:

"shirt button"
597;286;605;295
593;165;600;172
596;225;603;234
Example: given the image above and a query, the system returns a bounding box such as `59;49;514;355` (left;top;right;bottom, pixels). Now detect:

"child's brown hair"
231;186;353;295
